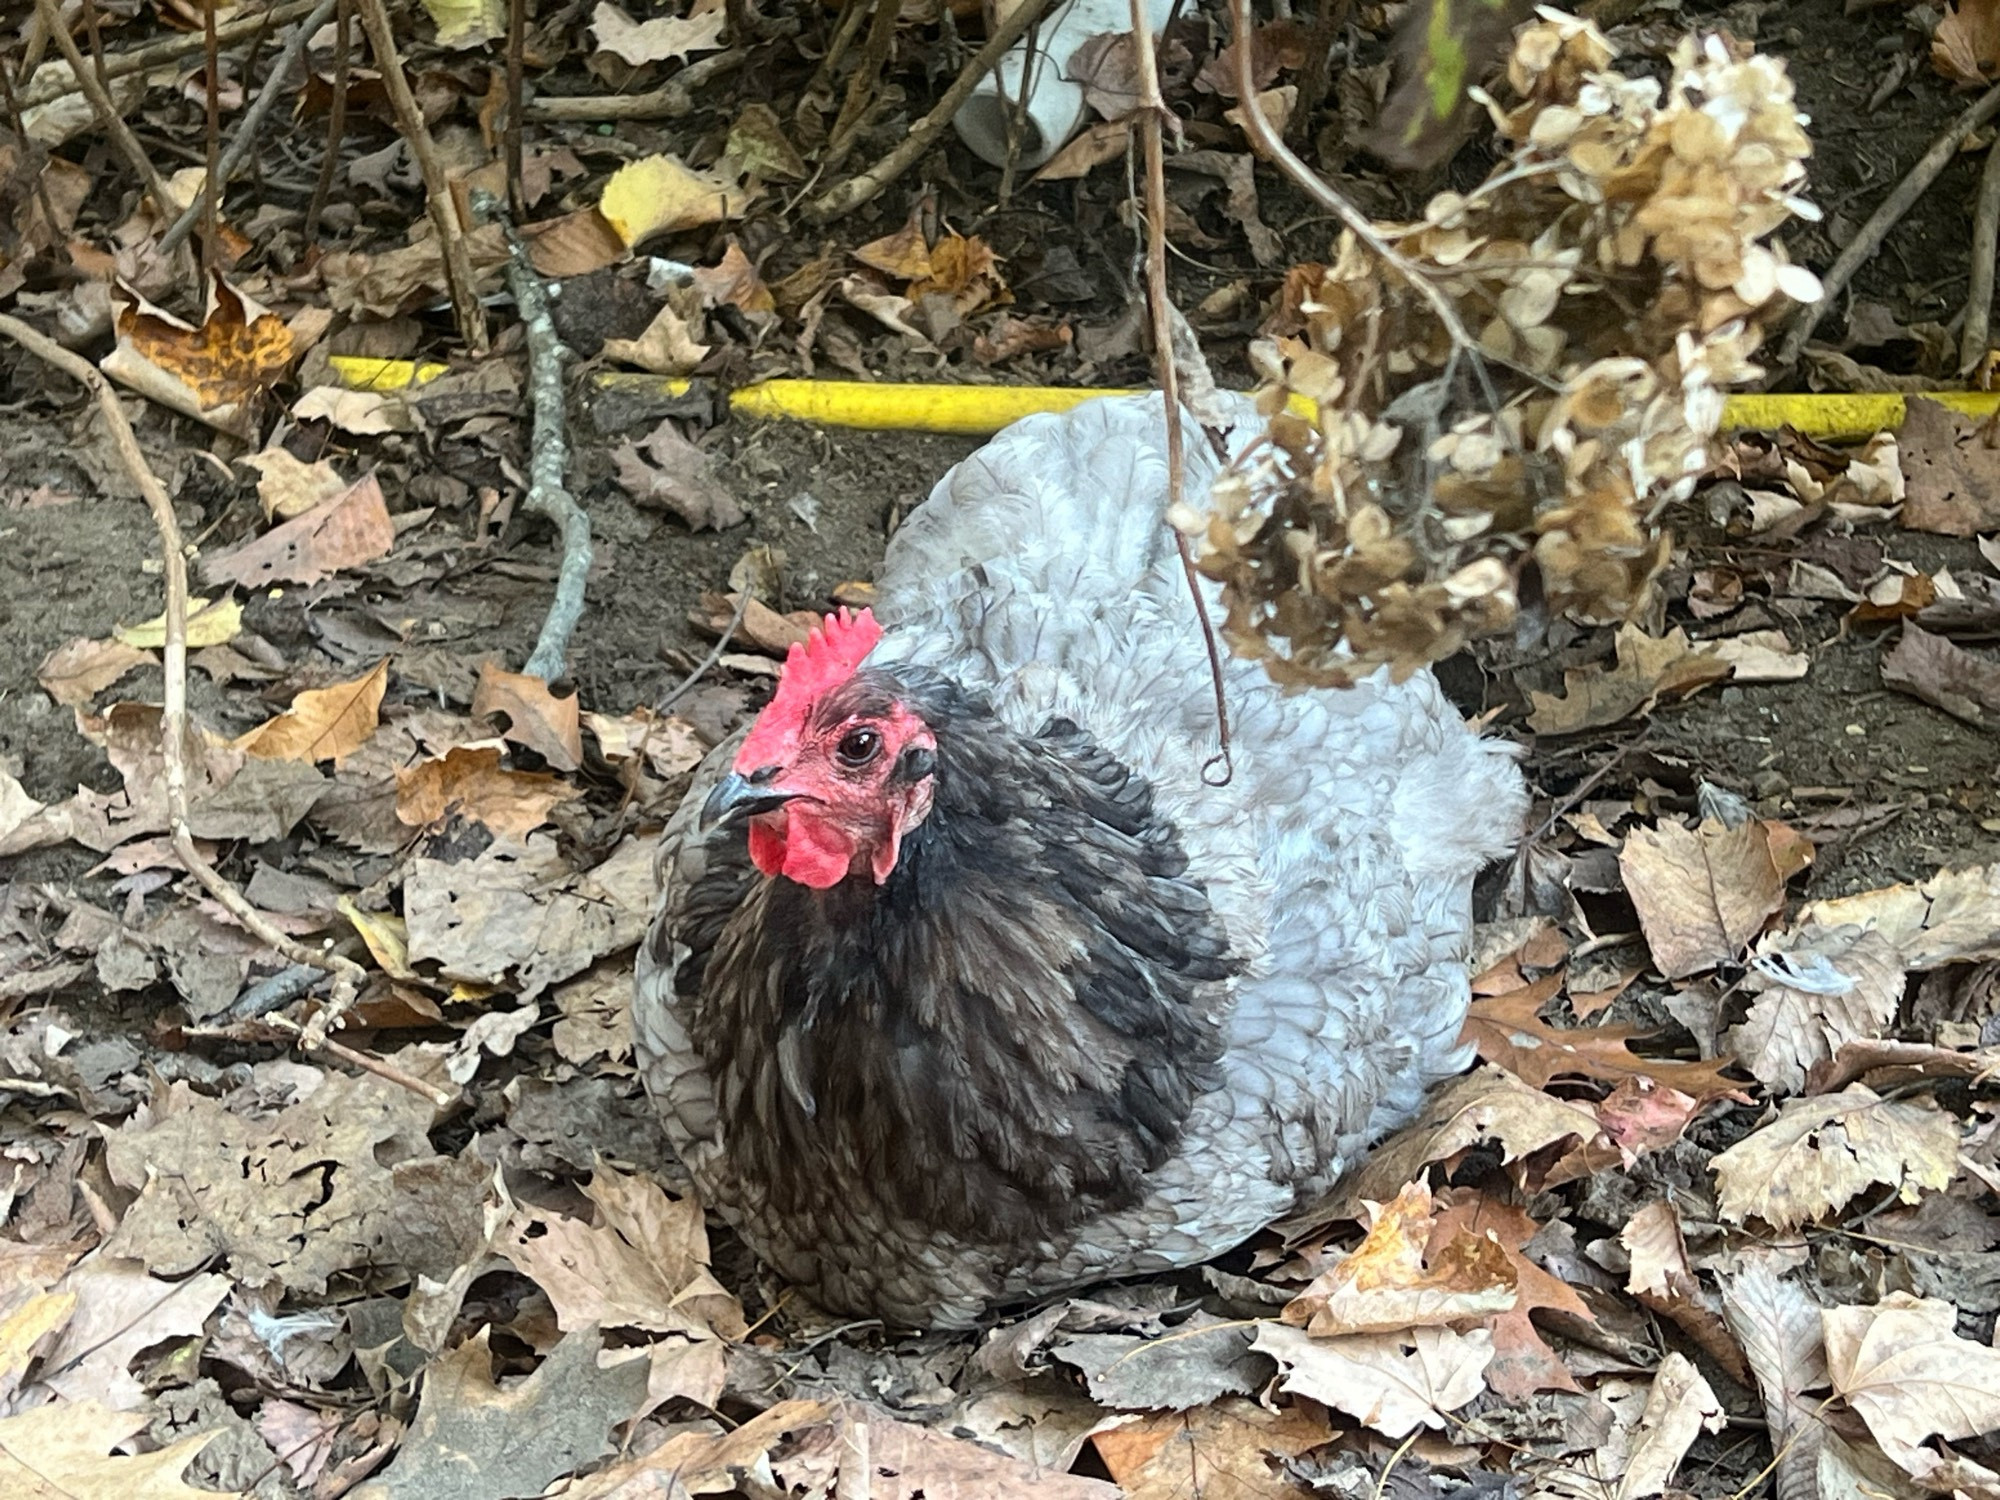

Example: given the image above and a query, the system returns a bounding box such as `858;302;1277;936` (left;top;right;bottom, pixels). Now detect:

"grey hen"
633;395;1526;1328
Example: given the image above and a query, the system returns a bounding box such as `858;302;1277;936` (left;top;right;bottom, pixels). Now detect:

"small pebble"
1843;723;1865;736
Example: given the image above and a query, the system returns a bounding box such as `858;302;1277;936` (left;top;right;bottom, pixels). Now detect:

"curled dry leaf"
1898;398;2000;535
1729;926;1907;1094
37;636;151;707
1528;625;1733;735
611;419;745;530
1881;622;2000;727
1613;1352;1726;1500
395;745;581;838
590;0;726;65
1798;864;2000;971
0;1401;228;1500
1711;1086;1960;1231
1721;1253;1829;1500
241;446;348;521
1090;1401;1332;1497
598;154;753;250
103;278;295;437
114;595;241;650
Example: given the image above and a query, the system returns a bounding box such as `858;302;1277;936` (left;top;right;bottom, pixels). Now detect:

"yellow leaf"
338;895;414;979
599;155;753;249
236;659;388;764
421;0;505;47
114;596;242;650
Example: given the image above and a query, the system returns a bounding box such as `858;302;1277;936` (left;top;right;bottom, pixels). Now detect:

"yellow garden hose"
327;357;2000;443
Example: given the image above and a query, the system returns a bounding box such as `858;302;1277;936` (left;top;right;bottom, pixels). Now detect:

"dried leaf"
1284;1181;1518;1336
1711;1087;1960;1230
598;154;752;249
472;663;583;771
590;1;726;65
1823;1292;2000;1480
1465;974;1747;1100
1613;1352;1726;1500
1721;1254;1829;1500
1528;625;1732;735
241;445;349;521
202;473;396;589
395;745;580;837
600;300;710;376
0;1400;229;1499
1090;1401;1333;1497
611;419;745;529
1253;1320;1491;1439
1620;818;1797;979
1798;864;2000;970
1881;622;2000;726
235;660;387;765
113;595;241;650
1032;119;1133;182
1932;0;2000;88
1728;927;1906;1094
37;636;151;706
1898;397;2000;533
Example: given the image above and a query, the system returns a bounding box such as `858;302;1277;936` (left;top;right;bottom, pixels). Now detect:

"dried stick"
352;0;488;355
504;0;525;220
1130;0;1232;784
0;54;62;239
1774;78;2000;371
304;0;350;242
824;0;901;172
1227;0;1483;364
19;0;322;109
1961;137;2000;376
477;193;590;681
160;0;339;257
0;313;453;1108
33;0;179;229
804;0;1056;223
524;48;747;122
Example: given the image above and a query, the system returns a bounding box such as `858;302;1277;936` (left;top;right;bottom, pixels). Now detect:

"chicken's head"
700;609;937;890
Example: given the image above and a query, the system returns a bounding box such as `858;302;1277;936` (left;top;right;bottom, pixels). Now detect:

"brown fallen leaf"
1797;863;2000;970
1619;818;1804;979
203;472;396;589
37;636;151;707
566;1400;832;1500
1431;1190;1589;1396
589;0;726;65
0;1400;230;1499
1823;1292;2000;1486
1613;1352;1726;1500
1282;1180;1518;1336
236;660;387;765
240;445;349;521
1090;1401;1333;1500
611;419;744;529
692;591;819;655
1933;0;2000;88
103;277;295;437
1720;1254;1831;1500
395;744;580;837
1464;973;1747;1102
1527;624;1732;735
1898;397;2000;533
1881;621;2000;726
1252;1320;1491;1440
1711;1086;1960;1230
1728;926;1906;1094
691;242;776;316
472;663;583;771
1621;1200;1750;1385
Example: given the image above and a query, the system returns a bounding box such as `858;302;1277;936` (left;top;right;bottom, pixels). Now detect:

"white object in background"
953;0;1179;170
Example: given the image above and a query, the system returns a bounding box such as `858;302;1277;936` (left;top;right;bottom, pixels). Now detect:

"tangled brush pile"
1177;9;1822;689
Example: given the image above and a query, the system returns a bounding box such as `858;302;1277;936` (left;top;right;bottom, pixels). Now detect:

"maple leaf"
1823;1292;2000;1486
0;1400;230;1499
1711;1087;1960;1230
1431;1189;1591;1397
1253;1320;1492;1440
1463;976;1747;1102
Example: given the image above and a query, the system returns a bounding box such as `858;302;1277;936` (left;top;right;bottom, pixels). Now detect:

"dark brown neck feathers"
674;670;1235;1244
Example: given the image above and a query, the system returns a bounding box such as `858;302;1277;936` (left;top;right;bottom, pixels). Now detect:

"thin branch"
198;0;221;276
1226;0;1484;363
160;0;339;257
0;313;449;1105
1961;136;2000;377
524;47;747;122
504;0;526;220
477;192;590;681
658;587;750;713
1130;0;1232;784
803;0;1057;223
304;0;351;242
1774;78;2000;372
352;0;488;354
19;0;323;109
33;0;180;230
825;0;901;172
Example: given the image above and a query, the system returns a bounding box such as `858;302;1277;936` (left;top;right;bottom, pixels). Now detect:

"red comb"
736;608;883;769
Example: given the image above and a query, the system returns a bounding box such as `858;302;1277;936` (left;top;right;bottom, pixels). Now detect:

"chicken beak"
700;772;801;832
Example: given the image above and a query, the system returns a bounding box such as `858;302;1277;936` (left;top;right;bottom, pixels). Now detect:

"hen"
634;394;1526;1329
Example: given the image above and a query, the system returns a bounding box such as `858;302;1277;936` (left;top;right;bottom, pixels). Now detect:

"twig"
504;0;525;220
1774;78;2000;372
524;48;747;122
19;0;323;109
825;0;901;172
1226;0;1485;367
0;313;441;1099
476;192;590;681
226;963;328;1020
304;0;350;242
198;0;221;276
1129;0;1233;785
352;0;488;355
160;0;339;257
659;587;751;713
33;0;180;231
0;53;62;240
803;0;1056;223
1961;137;2000;376
262;1014;457;1109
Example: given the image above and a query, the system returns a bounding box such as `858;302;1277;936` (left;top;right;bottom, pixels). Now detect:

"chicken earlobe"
647;669;1236;1250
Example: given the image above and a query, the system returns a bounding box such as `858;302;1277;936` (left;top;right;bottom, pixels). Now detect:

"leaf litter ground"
5;0;2000;1496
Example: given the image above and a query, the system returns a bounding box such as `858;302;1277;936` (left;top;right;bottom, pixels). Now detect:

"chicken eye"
835;727;882;768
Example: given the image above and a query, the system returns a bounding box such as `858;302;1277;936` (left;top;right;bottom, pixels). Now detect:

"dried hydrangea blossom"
1176;8;1821;689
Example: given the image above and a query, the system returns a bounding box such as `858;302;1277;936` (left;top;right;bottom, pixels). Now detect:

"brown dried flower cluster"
1177;9;1821;689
